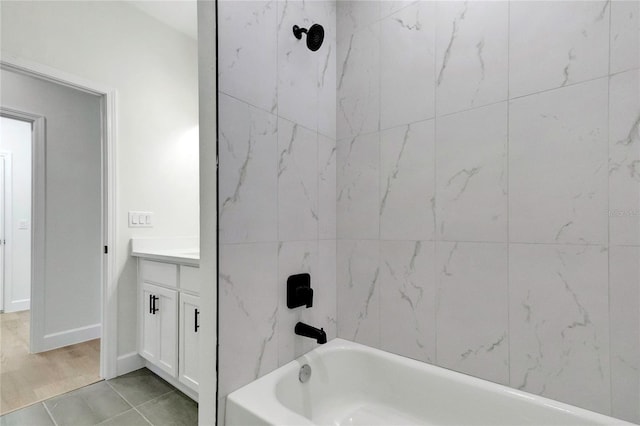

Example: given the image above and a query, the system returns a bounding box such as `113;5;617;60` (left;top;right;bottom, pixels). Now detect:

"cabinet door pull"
152;295;159;314
195;308;200;332
149;294;153;314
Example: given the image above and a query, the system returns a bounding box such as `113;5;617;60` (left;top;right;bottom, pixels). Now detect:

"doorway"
0;63;115;414
0;118;29;315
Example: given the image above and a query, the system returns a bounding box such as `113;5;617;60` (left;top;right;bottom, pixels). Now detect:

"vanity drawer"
140;259;178;288
180;266;200;294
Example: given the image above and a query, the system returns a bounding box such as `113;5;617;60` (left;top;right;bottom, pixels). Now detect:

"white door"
0;157;4;312
179;293;200;392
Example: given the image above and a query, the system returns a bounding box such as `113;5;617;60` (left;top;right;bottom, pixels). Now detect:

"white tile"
337;0;380;41
380;1;435;129
337;133;379;240
337;22;380;139
337;240;380;347
380;1;417;20
278;118;318;241
509;1;610;98
219;94;278;244
276;240;318;365
436;242;509;385
610;246;640;423
380;120;435;240
277;0;329;131
609;69;640;246
217;397;226;425
436;102;508;242
318;240;338;341
218;0;277;112
380;241;436;363
435;0;508;116
611;0;640;74
509;244;611;415
276;240;337;366
318;134;337;240
509;79;608;244
218;243;279;396
318;0;337;138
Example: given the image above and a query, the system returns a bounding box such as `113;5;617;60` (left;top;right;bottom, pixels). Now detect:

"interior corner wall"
216;1;336;422
334;1;640;423
0;117;31;313
0;1;199;364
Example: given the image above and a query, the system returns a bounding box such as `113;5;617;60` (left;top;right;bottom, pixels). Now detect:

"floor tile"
107;369;173;407
137;392;198;426
44;381;131;425
97;409;150;426
0;403;54;426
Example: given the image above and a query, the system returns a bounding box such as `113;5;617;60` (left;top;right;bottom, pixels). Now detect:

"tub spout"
295;322;327;344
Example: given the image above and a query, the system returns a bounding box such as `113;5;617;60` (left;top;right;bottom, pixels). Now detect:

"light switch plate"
128;211;154;228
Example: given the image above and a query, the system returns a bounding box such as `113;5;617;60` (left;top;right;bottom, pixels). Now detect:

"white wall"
0;117;31;313
0;1;199;363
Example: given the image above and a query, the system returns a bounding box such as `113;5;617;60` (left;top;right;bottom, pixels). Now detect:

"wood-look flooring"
0;310;101;415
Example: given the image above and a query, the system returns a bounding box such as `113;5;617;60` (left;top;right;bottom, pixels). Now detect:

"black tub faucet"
295;322;327;344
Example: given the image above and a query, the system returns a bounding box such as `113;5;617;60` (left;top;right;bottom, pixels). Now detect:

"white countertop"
130;237;199;267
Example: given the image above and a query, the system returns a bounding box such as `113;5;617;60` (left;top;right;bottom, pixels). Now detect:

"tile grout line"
275;0;281;373
506;0;512;389
377;7;382;350
433;0;439;367
220;239;639;247
104;379;173;426
41;402;59;426
606;0;613;415
336;71;621;142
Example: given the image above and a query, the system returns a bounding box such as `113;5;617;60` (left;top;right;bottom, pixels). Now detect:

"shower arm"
292;25;307;39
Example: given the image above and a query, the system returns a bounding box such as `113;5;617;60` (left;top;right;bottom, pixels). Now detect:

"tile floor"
0;368;198;426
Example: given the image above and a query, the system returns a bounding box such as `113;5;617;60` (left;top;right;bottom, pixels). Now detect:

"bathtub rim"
225;338;634;426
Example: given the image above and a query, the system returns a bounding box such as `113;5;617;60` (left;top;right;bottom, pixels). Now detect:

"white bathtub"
226;339;633;426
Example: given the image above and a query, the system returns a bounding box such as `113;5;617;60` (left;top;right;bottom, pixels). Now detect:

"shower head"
292;24;324;51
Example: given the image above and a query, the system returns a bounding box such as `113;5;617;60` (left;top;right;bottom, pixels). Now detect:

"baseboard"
4;298;30;313
39;323;101;352
117;351;145;376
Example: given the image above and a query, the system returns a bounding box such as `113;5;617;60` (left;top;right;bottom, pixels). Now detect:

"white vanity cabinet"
137;258;200;399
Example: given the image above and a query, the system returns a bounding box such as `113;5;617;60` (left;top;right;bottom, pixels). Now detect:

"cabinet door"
179;293;200;392
140;284;159;363
155;285;178;377
140;282;178;377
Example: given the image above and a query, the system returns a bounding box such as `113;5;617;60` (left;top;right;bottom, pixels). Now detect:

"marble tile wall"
336;0;640;423
217;0;336;421
217;0;639;423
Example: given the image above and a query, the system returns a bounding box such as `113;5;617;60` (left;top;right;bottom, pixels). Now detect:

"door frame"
0;152;10;313
0;55;118;379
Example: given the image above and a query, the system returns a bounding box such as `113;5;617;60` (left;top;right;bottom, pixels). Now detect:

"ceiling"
128;0;197;40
